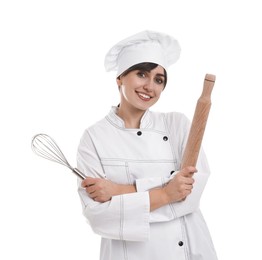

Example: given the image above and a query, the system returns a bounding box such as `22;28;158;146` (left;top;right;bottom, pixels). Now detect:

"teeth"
138;93;151;99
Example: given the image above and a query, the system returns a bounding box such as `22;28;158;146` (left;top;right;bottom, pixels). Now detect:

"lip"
136;91;152;101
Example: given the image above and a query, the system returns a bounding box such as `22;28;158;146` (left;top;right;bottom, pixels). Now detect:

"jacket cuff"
121;191;150;241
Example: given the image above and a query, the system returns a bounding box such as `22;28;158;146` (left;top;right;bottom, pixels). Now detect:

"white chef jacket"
77;107;218;260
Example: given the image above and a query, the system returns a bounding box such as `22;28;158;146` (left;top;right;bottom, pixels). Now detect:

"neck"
117;105;146;129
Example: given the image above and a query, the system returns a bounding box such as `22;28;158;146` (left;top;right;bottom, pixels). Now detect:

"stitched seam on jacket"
122;241;128;260
163;113;179;170
119;195;124;240
106;116;165;134
180;217;190;260
101;158;176;163
162;113;178;219
120;196;129;260
161;176;177;218
125;162;132;185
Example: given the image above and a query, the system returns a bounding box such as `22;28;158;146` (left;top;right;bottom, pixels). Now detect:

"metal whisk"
31;133;86;179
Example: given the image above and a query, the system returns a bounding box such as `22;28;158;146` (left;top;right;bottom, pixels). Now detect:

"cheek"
151;89;163;103
155;88;163;98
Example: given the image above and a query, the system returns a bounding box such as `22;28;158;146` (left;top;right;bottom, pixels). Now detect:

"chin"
136;103;153;111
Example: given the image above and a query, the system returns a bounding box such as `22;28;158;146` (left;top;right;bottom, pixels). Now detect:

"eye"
136;71;146;78
155;77;164;85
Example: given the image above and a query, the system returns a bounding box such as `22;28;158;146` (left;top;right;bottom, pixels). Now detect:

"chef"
77;30;218;260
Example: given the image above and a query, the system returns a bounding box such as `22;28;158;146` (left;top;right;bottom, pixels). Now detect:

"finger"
86;185;97;194
81;180;87;187
92;193;107;203
183;166;197;173
88;190;98;199
180;166;197;177
175;175;193;185
93;196;104;203
185;184;193;191
81;177;97;187
185;177;195;185
179;190;192;201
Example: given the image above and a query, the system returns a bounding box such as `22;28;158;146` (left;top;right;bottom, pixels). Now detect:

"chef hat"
104;30;181;77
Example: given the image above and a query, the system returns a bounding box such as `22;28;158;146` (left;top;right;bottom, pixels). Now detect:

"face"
117;65;165;112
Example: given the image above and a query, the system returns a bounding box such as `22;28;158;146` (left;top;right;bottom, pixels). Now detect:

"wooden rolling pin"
180;74;216;169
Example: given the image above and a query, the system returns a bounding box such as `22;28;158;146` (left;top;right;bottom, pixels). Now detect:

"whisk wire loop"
32;134;72;169
31;133;86;179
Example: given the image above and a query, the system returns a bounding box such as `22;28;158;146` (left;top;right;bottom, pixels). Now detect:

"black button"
170;170;175;175
178;241;184;246
163;136;168;141
137;131;142;136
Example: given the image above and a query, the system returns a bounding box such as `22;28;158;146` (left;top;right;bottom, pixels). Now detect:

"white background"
1;0;261;259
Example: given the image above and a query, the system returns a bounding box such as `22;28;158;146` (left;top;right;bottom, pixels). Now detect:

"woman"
77;30;218;260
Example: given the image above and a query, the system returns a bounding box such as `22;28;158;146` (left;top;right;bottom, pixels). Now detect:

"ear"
116;78;122;87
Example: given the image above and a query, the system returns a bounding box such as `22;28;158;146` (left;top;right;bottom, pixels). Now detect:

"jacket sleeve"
135;148;210;222
77;130;150;242
136;112;211;222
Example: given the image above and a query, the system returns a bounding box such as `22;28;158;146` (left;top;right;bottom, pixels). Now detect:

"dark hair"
118;62;168;88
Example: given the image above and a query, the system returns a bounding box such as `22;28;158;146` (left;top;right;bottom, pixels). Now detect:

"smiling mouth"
136;92;152;101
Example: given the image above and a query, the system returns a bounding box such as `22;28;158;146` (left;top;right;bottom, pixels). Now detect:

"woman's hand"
81;177;136;203
149;166;197;211
163;166;197;203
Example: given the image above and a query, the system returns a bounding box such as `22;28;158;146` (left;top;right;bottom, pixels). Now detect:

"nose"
143;78;155;92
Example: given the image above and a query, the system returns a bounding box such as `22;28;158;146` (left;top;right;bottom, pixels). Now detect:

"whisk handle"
72;168;86;180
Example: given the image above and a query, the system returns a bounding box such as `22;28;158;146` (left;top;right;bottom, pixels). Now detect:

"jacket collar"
106;106;152;129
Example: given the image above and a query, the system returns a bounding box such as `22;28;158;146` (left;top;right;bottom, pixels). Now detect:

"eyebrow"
155;73;165;78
